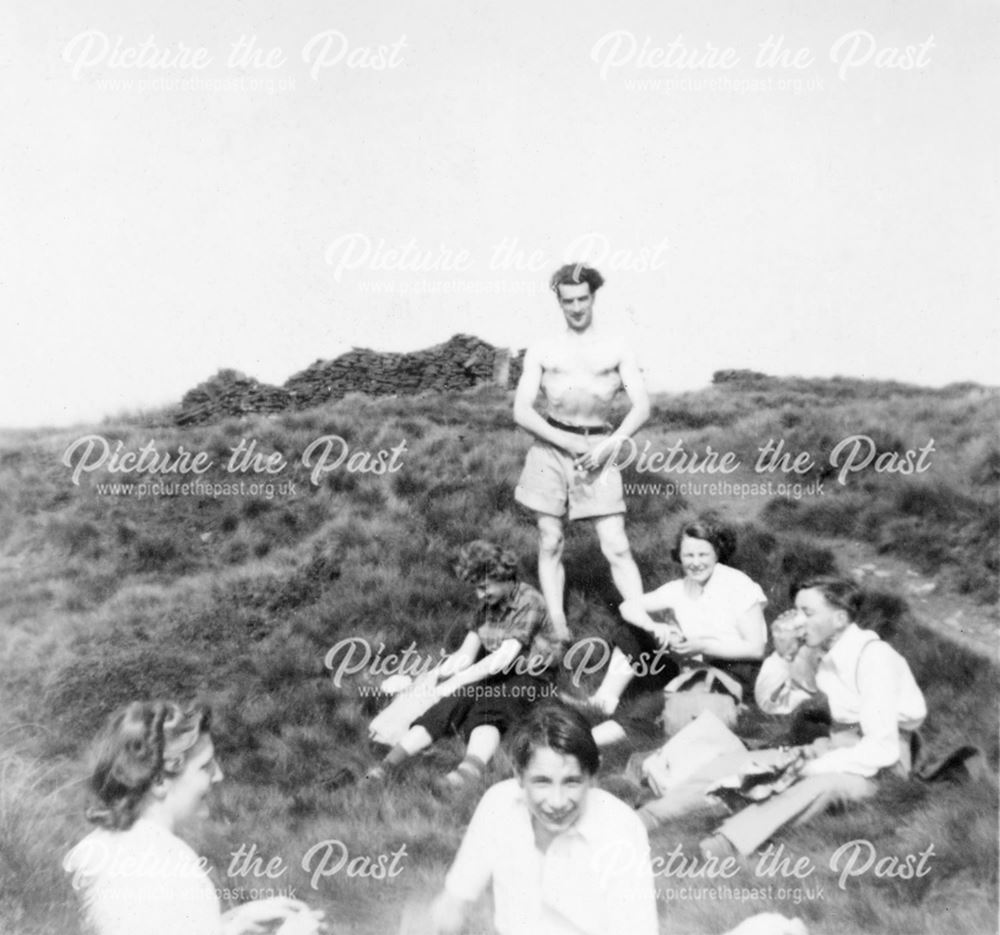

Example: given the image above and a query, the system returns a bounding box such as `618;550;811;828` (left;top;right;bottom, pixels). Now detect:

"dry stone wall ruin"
175;334;525;426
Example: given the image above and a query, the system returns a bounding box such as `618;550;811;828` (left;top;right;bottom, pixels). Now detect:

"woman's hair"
510;702;600;776
86;700;211;831
791;575;863;622
453;540;519;584
670;515;737;564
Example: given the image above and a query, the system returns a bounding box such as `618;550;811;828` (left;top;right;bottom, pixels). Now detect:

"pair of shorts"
514;441;625;520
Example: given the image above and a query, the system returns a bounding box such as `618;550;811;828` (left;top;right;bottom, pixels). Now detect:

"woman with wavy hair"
64;700;324;935
589;515;768;733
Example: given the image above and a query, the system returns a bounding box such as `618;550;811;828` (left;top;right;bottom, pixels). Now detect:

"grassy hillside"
0;379;997;934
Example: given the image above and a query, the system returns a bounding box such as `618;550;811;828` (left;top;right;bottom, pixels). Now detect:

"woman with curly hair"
366;539;562;788
64;700;324;935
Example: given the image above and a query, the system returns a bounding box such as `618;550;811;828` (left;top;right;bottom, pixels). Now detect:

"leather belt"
545;415;612;437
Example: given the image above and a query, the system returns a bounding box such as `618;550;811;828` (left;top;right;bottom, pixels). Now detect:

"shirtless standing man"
513;263;650;708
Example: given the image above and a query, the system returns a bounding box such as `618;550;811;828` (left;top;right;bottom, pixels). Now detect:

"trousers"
716;729;915;855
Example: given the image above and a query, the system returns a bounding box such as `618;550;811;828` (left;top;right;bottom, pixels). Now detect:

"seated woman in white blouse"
589;516;768;726
64;700;324;935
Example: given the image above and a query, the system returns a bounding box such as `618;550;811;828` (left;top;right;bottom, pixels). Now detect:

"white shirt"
64;818;221;935
804;623;927;778
653;564;767;647
445;779;658;935
753;653;815;715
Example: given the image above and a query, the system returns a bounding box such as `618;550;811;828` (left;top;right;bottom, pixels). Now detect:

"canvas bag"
662;665;744;737
641;709;748;796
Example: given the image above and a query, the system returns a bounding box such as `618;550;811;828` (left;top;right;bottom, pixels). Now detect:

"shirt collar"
822;622;877;669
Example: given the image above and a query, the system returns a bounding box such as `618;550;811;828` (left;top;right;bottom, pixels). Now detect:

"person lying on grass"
700;575;927;861
64;700;325;935
366;540;563;788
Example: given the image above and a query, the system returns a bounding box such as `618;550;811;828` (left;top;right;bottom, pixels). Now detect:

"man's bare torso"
535;331;625;426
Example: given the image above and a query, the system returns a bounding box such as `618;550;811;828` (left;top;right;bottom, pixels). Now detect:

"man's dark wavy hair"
791;575;863;622
510;702;601;776
549;262;605;295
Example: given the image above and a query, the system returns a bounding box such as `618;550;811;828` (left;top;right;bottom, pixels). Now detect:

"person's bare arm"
513;345;591;455
436;632;483;679
437;639;522;696
674;604;767;660
620;583;680;623
612;340;651;438
619;586;683;647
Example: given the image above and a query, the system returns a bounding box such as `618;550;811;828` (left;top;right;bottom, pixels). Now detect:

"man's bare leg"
589;514;644;714
593;514;644;601
536;513;570;638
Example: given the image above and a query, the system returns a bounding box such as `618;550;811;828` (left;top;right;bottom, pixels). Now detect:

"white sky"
2;0;998;428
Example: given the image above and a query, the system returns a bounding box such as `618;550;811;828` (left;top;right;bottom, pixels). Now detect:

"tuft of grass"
0;747;83;935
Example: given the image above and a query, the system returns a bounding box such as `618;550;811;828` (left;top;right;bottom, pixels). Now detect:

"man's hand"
770;609;803;661
572;435;628;473
560;434;594;460
772;631;801;662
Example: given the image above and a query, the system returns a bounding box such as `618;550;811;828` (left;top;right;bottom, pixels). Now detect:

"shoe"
699;833;738;863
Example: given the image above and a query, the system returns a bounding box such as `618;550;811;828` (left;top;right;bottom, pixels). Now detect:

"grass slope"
0;380;997;935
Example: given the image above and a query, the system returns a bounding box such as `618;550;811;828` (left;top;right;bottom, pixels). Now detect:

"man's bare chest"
540;344;622;379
